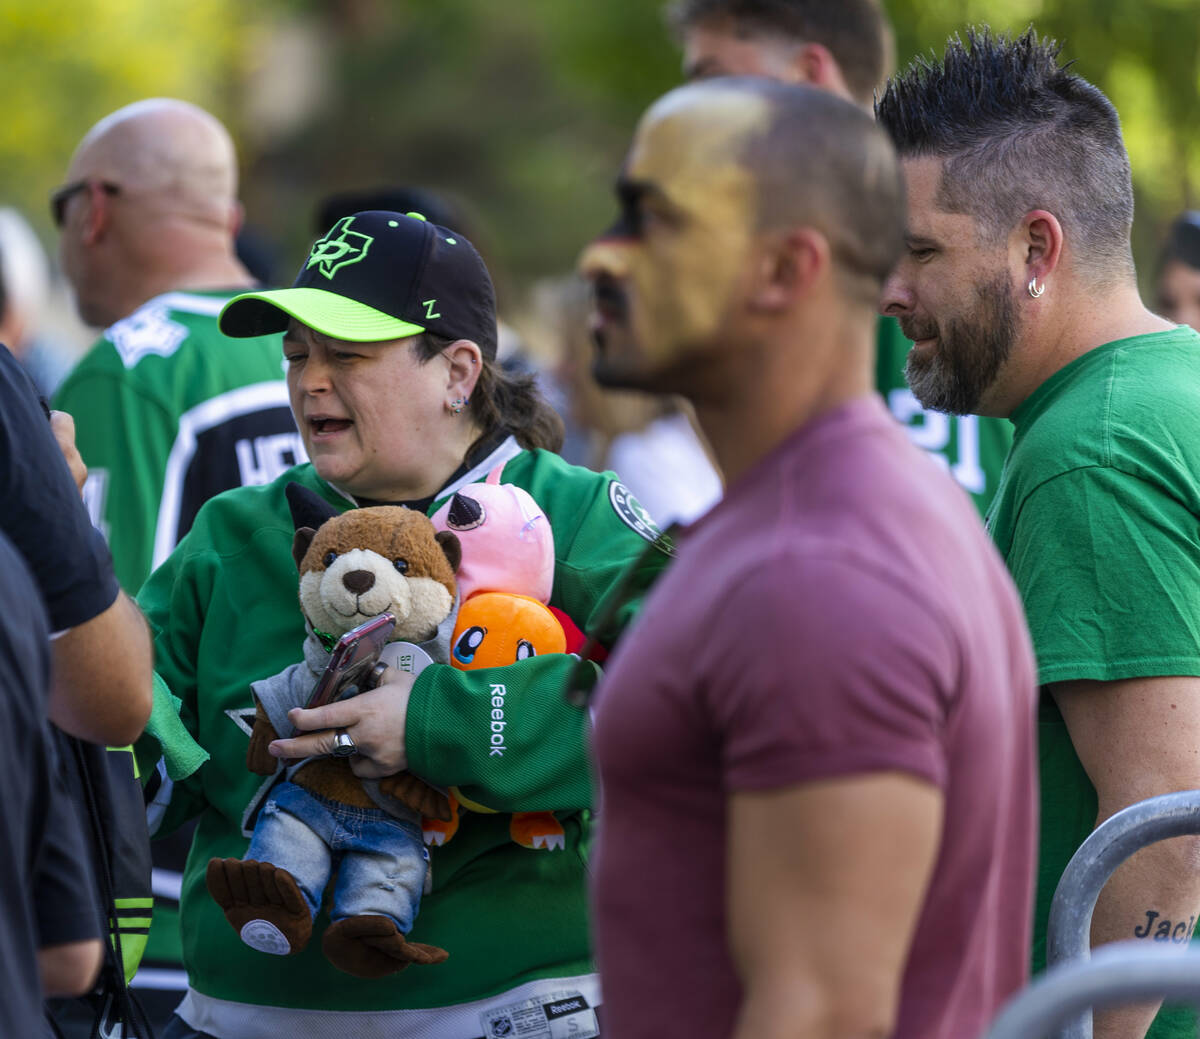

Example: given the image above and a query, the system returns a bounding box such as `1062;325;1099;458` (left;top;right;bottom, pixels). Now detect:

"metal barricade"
983;943;1200;1039
1043;789;1200;1038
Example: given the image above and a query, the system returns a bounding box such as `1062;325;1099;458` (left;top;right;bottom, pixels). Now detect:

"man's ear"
792;42;852;98
1016;209;1064;285
229;200;245;239
748;228;828;313
81;181;113;247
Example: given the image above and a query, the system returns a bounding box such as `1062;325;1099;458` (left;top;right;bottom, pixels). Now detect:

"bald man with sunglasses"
49;98;307;1035
52;98;306;594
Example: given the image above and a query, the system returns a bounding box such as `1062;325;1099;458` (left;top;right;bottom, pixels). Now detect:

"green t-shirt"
876;316;1013;516
988;326;1200;1039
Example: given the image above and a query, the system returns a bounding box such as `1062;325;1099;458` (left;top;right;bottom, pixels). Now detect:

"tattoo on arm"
1133;910;1197;943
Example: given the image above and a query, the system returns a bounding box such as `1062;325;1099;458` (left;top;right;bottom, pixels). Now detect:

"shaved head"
731;78;905;301
67;98;239;222
57;98;252;327
648;78;904;302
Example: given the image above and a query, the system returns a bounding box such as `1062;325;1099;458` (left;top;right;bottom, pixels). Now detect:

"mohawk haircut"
667;0;892;105
876;27;1135;282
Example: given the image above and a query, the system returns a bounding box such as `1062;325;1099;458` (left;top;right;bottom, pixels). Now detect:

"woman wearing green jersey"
140;210;665;1039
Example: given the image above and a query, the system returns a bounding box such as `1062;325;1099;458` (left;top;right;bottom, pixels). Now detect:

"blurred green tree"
0;0;1196;305
236;0;681;302
0;0;245;237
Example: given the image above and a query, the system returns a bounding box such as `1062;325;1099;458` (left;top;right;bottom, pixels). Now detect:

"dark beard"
902;272;1017;415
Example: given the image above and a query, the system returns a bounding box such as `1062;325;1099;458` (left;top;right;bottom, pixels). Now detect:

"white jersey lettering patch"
236;431;309;486
81;468;110;541
887;388;987;496
107;303;189;368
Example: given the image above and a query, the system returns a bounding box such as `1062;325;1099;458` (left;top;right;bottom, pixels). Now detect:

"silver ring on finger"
330;730;357;757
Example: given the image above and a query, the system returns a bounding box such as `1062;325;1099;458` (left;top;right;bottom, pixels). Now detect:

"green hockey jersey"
136;442;666;1036
54;290;308;594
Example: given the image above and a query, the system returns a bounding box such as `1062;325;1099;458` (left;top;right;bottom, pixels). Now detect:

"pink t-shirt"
591;394;1037;1039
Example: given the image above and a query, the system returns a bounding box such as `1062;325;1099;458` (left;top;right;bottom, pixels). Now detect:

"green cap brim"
219;287;426;342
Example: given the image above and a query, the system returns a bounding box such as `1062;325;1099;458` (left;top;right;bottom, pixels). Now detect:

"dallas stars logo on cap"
306;217;373;280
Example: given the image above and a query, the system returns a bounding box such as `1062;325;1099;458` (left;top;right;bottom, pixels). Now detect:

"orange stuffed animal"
424;467;572;851
451;592;567;668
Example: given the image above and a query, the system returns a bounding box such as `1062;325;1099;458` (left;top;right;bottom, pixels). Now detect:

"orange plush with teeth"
423;465;571;852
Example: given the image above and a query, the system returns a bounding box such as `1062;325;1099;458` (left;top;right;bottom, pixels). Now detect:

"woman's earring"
1028;276;1046;299
449;397;467;415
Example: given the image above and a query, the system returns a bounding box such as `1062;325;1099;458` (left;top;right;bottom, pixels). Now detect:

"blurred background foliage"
3;0;1199;320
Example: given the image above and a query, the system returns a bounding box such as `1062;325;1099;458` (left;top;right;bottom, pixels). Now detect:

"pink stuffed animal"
428;465;567;851
432;467;554;604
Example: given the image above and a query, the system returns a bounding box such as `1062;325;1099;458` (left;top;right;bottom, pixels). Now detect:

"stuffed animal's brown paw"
379;771;453;820
206;858;313;956
510;811;565;850
322;915;448;978
246;709;279;775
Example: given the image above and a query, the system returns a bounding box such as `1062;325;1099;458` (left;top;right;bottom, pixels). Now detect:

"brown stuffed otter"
206;483;458;979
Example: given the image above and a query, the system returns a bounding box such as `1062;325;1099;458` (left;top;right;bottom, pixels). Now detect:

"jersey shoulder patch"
105;301;189;369
608;481;662;543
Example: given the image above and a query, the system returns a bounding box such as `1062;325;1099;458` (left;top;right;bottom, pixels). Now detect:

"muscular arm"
728;773;943;1039
50;591;153;746
1051;675;1200;1039
38;402;154;743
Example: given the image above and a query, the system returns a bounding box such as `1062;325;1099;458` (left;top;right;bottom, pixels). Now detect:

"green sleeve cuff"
140;671;209;781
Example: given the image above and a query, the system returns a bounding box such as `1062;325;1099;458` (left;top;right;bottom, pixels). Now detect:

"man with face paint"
582;78;1038;1039
667;0;1014;517
877;30;1200;1039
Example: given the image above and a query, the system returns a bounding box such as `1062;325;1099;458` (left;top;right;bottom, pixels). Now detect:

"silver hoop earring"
1028;277;1046;299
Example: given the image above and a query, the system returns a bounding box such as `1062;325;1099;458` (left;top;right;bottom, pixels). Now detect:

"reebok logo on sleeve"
489;683;507;756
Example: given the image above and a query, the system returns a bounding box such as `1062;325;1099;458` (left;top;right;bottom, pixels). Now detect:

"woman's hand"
269;667;417;778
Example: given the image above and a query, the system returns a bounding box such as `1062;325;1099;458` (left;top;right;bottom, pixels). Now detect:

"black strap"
44;1005;67;1039
67;738;157;1039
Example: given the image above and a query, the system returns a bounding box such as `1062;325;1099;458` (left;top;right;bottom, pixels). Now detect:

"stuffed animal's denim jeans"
245;780;428;934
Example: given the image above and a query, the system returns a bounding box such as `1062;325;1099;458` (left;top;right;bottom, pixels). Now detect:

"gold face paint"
579;85;772;391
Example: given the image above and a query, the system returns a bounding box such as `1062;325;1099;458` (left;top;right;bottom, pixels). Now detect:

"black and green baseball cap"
219;210;498;358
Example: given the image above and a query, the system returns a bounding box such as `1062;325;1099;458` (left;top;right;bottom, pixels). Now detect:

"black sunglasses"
50;179;120;228
563;522;680;709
